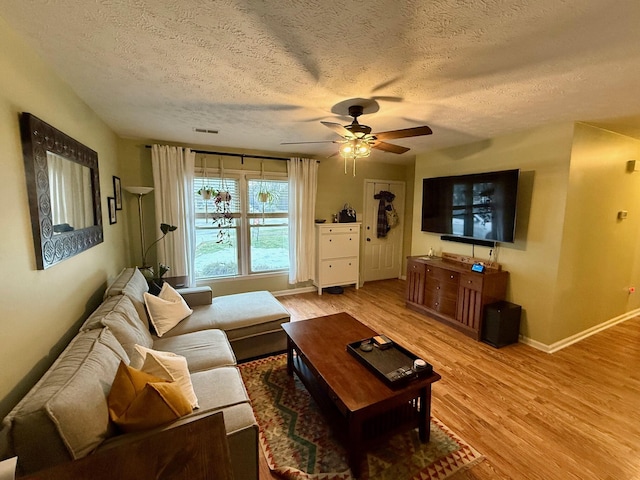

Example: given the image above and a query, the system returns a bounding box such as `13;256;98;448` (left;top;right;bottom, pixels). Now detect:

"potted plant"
197;186;216;200
256;181;280;204
215;190;232;203
210;190;233;244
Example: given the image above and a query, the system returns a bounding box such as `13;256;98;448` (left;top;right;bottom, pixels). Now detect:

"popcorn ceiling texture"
2;0;640;160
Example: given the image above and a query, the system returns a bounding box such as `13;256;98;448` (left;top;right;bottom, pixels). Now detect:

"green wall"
0;18;127;418
551;123;640;340
412;122;640;345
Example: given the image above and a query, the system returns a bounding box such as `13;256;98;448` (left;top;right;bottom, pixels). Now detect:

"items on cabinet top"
417;252;503;273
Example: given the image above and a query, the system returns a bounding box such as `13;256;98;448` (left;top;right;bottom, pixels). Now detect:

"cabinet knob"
329;265;332;268
468;280;472;284
329;239;332;242
436;286;440;290
348;263;352;266
450;275;454;279
435;302;439;306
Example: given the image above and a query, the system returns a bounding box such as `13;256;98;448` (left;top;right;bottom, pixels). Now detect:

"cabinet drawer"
322;225;359;235
320;257;358;284
427;280;459;300
320;233;359;258
426;266;459;284
460;274;483;292
424;291;457;316
408;261;426;276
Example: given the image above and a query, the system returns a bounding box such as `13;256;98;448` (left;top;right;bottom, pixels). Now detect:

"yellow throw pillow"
108;361;192;433
143;283;193;337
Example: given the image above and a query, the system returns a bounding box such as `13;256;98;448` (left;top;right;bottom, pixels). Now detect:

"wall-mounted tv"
421;169;519;244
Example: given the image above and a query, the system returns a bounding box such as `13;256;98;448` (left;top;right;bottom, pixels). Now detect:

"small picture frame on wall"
108;197;117;225
113;176;122;210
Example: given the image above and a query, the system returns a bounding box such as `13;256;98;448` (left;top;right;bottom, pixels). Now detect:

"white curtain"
288;157;318;284
151;145;196;286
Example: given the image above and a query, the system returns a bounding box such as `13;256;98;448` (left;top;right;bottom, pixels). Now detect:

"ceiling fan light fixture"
340;139;371;176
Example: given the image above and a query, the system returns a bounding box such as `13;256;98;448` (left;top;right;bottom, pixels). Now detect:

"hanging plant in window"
197;186;216;200
197;158;216;223
256;162;280;223
211;159;233;244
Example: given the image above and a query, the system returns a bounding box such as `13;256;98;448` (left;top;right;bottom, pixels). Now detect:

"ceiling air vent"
193;128;219;134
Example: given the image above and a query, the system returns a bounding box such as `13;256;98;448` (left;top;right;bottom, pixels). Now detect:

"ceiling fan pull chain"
353;156;356;176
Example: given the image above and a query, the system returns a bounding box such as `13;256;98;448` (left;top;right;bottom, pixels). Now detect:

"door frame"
361;178;406;285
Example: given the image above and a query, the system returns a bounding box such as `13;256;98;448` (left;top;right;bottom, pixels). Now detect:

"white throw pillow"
131;345;199;409
143;283;192;337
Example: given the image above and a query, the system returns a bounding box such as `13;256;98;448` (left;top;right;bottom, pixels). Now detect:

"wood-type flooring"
256;279;640;480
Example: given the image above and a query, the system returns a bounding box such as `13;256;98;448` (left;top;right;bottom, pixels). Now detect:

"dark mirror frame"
20;113;103;269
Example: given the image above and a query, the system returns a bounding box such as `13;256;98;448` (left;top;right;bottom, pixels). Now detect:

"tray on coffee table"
347;338;433;388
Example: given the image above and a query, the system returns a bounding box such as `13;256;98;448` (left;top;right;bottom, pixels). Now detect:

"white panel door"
362;180;405;283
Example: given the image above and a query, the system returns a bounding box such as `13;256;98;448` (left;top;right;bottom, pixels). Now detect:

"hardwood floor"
258;279;640;480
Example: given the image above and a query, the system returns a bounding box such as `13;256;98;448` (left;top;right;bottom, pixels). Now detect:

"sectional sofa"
0;268;291;479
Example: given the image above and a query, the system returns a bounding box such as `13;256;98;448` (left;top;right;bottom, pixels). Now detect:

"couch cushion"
151;330;236;372
80;295;154;358
2;328;128;474
104;268;150;326
211;291;291;341
107;361;192;433
189;367;250;413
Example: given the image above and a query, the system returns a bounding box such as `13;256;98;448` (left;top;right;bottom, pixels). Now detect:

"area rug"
239;354;483;480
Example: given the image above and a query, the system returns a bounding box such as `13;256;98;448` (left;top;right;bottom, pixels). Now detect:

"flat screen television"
421;169;519;243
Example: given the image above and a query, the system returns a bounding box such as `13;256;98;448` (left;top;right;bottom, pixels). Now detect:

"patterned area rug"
239;354;483;480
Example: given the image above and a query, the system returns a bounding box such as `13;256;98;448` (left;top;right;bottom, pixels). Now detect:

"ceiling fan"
282;104;433;155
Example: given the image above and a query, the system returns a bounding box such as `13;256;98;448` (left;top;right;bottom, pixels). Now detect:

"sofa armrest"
33;413;234;480
177;286;212;307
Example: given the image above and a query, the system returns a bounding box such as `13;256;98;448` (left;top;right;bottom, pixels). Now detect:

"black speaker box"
482;301;522;348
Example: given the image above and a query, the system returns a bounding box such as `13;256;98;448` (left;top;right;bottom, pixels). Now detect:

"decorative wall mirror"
20;113;103;269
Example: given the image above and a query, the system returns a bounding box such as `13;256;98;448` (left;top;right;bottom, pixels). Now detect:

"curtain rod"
144;145;289;162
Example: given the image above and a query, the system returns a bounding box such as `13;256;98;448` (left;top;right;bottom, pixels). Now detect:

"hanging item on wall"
386;203;399;228
374;190;396;238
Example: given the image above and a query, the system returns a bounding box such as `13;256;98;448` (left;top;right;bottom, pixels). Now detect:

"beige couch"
0;268;291;479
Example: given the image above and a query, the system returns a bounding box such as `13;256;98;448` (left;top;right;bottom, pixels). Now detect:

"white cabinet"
314;223;360;295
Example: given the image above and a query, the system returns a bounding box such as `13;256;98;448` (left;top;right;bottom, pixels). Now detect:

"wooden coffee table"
282;312;441;478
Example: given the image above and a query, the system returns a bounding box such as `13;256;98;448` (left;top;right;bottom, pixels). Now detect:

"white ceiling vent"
193;128;219;134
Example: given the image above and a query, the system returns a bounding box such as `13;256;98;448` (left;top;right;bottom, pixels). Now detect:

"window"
194;172;289;279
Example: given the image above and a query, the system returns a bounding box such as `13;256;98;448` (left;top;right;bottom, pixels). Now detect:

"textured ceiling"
2;0;640;164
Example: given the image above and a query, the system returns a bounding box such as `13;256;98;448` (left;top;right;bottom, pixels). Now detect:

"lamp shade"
124;186;154;195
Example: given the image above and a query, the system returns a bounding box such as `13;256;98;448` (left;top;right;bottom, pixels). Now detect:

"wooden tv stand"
405;253;508;340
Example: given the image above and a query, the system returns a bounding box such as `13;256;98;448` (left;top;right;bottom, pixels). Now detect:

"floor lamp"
124;186;154;267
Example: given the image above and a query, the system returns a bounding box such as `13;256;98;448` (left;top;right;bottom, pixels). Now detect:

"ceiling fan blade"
280;140;339;145
321;121;354;138
373;125;433;141
372;141;410;154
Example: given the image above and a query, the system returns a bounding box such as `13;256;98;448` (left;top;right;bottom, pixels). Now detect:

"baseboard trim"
272;286;317;297
520;308;640;354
